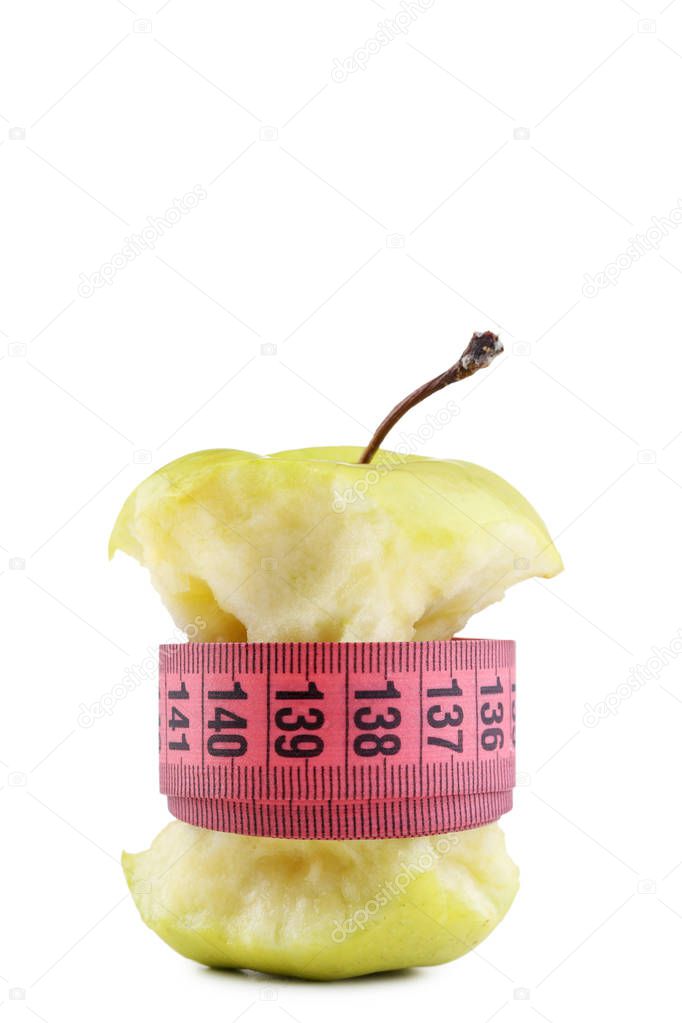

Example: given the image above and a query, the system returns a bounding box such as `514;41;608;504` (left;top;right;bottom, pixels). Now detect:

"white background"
2;0;682;1019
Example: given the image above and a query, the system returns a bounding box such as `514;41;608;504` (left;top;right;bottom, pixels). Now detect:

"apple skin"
122;820;519;981
110;446;562;643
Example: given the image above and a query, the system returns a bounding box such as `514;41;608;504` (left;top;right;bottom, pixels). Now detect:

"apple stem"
358;331;504;465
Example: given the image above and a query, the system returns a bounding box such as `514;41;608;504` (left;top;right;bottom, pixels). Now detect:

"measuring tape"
159;640;516;840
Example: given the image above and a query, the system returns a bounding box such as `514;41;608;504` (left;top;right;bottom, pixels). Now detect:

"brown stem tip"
358;331;503;465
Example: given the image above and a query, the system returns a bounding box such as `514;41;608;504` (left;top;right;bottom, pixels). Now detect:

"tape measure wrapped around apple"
111;333;562;979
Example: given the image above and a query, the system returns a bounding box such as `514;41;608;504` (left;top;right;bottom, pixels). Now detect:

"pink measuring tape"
159;640;516;840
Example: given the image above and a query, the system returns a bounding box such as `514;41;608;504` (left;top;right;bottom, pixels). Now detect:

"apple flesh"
110;447;562;642
114;445;561;977
123;820;519;980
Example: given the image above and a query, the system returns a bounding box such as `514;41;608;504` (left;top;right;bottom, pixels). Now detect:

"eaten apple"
114;333;562;977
